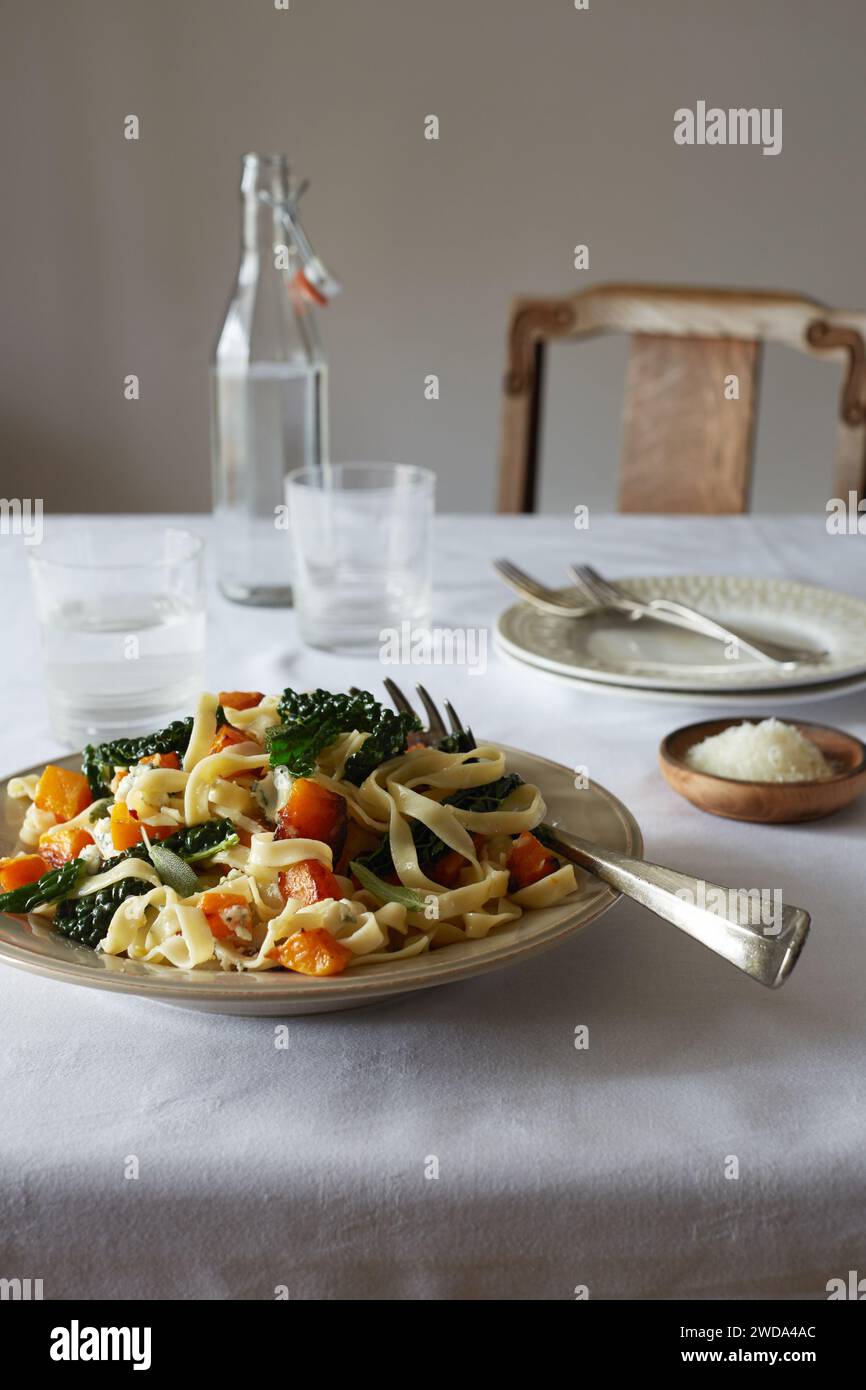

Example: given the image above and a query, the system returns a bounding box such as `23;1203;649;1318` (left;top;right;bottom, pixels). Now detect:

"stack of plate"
494;575;866;708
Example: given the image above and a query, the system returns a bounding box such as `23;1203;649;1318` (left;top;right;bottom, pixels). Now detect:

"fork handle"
642;597;814;665
606;593;793;666
542;825;810;988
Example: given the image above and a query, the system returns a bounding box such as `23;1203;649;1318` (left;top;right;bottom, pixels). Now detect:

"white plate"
496;642;866;708
496;575;866;693
0;748;642;1016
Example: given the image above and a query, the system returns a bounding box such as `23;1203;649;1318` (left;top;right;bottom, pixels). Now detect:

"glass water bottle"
210;153;337;605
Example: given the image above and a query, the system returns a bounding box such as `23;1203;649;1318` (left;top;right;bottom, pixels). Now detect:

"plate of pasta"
0;687;641;1015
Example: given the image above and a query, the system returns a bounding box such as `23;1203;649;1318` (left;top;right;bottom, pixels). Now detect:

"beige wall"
3;0;866;516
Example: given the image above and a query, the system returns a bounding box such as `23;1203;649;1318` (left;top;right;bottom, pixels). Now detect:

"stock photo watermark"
0;497;43;546
676;883;783;936
827;1269;866;1299
0;1276;43;1300
826;491;866;534
50;1323;152;1371
379;622;488;676
674;102;782;156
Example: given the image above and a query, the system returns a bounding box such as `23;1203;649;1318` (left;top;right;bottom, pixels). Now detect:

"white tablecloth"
1;514;864;1301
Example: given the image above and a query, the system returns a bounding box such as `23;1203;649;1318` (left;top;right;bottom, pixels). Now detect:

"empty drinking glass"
28;524;206;747
287;464;434;652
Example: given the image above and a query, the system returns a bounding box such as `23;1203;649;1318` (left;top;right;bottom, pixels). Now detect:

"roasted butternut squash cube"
200;891;252;941
275;778;347;858
110;802;144;852
0;854;48;893
218;691;263;711
278;858;341;907
38;826;94;868
34;765;92;821
139;751;181;769
209;724;250;755
275;927;352;976
507;831;559;893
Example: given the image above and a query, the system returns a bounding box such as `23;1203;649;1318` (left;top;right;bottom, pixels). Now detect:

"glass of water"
287;464;434;652
28;524;206;747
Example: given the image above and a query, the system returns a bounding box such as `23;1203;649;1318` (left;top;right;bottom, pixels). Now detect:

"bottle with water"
210;153;339;605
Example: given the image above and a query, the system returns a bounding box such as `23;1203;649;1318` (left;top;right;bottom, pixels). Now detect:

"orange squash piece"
426;834;484;888
236;821;268;848
139;751;181;769
38;825;94;868
110;802;144;852
209;724;250;755
141;821;177;842
200;890;252;940
428;849;464;888
507;831;559;893
274;927;352;977
34;765;92;821
278;858;341;907
218;691;263;711
0;854;48;893
275;778;348;858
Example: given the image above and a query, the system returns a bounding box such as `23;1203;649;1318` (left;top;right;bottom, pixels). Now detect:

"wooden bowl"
659;718;866;823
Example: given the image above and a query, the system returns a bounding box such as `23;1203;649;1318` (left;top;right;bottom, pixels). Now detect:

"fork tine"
570;565;610;604
494;558;547;598
415;684;448;740
383;677;418;720
444;699;477;748
443;700;464;735
575;564;619;601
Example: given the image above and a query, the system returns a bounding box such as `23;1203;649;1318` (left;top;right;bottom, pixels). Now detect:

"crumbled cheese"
90;817;115;857
79;843;104;874
252;765;293;823
685;718;835;784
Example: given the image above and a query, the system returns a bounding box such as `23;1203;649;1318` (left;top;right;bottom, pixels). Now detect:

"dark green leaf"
99;818;239;870
0;857;88;915
82;717;194;797
54;875;152;950
350;860;430;913
149;845;198;896
268;688;420;784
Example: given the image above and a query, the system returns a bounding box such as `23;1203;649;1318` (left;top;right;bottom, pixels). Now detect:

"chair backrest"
497;283;866;513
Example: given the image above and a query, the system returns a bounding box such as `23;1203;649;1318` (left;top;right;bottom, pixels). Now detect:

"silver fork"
572;564;828;667
493;558;600;617
384;680;810;989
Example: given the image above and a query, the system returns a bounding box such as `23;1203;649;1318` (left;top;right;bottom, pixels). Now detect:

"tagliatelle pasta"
0;688;580;978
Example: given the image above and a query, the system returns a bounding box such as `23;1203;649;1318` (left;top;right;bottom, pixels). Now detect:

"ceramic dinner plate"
497;644;866;709
0;747;642;1016
496;575;866;693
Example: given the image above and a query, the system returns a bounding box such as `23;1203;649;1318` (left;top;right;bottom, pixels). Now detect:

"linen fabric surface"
0;514;863;1300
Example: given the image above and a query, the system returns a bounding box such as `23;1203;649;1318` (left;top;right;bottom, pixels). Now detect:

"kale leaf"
358;773;523;878
54;876;152;950
268;688;421;784
99;818;239;871
0;857;88;915
49;818;239;951
433;729;477;754
82;718;194;797
162;817;239;863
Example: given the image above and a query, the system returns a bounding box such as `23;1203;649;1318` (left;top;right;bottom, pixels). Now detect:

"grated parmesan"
684;718;834;784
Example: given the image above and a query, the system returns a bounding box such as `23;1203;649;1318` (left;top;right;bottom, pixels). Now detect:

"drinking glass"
287;463;434;652
28;524;206;747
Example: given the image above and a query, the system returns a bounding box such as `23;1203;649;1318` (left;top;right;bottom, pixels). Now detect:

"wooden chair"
497;283;866;513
